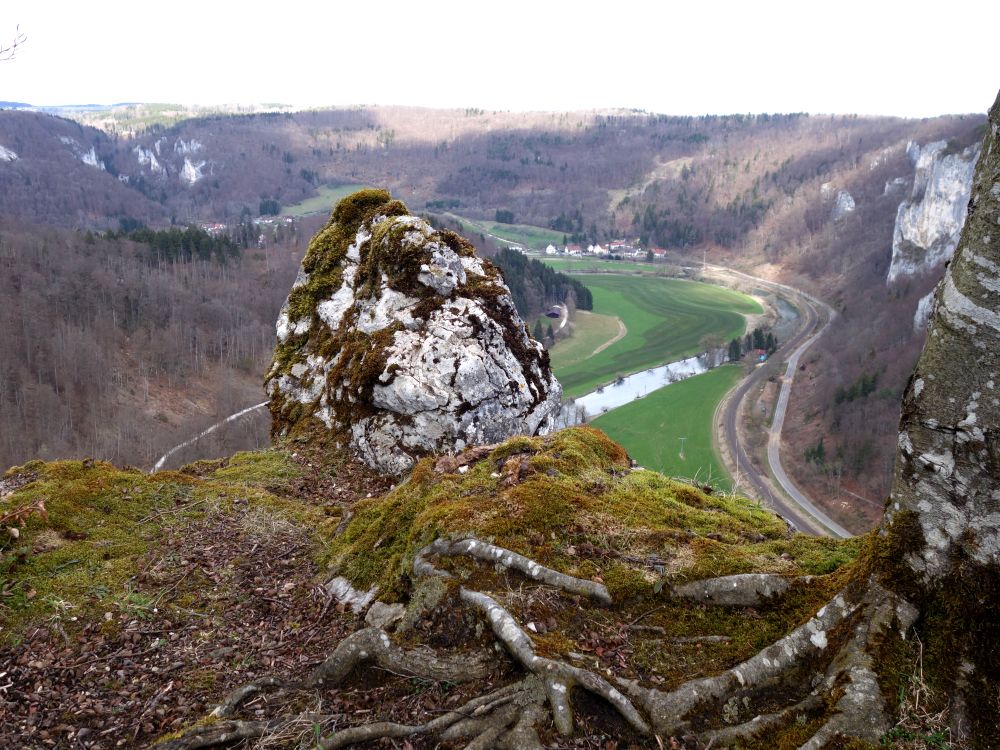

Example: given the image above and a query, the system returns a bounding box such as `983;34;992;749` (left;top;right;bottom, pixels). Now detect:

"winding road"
707;266;851;538
151;401;267;473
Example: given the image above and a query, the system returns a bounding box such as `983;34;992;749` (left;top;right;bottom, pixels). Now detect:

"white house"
545;244;559;255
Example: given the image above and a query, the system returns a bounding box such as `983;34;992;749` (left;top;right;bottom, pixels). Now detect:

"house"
545;244;559;255
590;244;608;256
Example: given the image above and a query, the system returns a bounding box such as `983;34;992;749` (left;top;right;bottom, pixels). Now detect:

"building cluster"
544;240;667;259
198;215;296;237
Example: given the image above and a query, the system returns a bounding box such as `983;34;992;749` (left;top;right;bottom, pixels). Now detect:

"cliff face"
265;190;562;475
886;139;979;285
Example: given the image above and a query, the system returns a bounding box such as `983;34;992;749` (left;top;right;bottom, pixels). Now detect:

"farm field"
444;213;566;250
282;184;370;216
540;257;663;274
592;365;743;490
548;310;623;370
553;275;761;397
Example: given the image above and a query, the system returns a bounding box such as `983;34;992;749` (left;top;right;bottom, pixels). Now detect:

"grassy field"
592;366;742;490
548;310;622;370
444;213;566;250
554;275;761;397
282;184;370;217
540;257;663;274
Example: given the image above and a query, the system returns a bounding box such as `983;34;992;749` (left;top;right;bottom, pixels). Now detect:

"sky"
4;0;998;117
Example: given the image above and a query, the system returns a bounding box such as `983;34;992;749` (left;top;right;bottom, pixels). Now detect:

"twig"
627;605;664;627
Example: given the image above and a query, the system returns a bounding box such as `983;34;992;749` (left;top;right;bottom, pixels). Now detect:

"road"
707;266;852;538
151;401;268;473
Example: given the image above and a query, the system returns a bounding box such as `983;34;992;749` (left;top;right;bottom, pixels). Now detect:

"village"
543;238;669;259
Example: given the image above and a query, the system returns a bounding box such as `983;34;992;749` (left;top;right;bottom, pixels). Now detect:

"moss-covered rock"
265;189;562;474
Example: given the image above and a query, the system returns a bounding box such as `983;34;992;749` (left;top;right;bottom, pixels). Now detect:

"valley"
3;86;998;748
593;365;742;488
538;258;760;492
543;270;762;397
0;101;987;533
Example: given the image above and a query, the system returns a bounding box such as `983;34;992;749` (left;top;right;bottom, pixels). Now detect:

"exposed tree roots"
162;537;919;749
414;536;613;604
671;572;811;607
622;577;918;745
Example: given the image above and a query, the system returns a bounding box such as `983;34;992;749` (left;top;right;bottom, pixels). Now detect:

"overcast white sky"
4;0;998;116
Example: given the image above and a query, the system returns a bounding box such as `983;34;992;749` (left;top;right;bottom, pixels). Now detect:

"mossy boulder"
265;189;562;474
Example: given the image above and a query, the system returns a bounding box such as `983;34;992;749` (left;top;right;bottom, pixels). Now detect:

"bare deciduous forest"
0;222;300;470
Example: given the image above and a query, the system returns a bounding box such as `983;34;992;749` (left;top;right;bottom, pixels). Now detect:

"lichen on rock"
265;189;562;474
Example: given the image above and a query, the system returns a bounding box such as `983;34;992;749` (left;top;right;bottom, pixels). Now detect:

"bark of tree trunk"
880;89;1000;744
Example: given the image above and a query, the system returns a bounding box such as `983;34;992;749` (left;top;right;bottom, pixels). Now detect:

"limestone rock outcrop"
265;190;562;474
886;139;979;284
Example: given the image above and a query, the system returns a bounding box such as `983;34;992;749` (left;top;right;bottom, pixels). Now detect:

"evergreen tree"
727;338;742;362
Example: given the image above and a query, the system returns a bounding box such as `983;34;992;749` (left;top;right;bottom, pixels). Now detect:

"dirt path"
590;316;627;357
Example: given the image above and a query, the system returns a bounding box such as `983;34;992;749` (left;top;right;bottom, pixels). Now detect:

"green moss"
328;426;859;601
206;450;302;487
0;449;340;644
0;460;202;642
3;459;45;479
603;564;650;601
359;208;437;300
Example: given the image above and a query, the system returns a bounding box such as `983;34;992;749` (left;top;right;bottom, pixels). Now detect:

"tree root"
167;535;921;749
318;678;547;749
670;573;809;607
207;626;492;722
212;676;287;718
415;536;613;604
701;693;823;746
159;719;290;749
458;587;651;736
304;625;492;687
621;578;918;745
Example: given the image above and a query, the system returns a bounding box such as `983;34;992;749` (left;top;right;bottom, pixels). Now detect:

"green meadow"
592;366;742;490
282;184;371;216
551;275;760;397
444;213;567;249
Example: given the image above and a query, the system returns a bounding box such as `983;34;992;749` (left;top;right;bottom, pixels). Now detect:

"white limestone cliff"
886;140;979;285
832;190;855;221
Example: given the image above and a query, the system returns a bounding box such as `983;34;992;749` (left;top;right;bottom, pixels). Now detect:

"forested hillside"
490;248;593;319
0;222;299;470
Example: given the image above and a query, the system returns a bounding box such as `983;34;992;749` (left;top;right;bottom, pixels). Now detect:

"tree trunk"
880;89;1000;744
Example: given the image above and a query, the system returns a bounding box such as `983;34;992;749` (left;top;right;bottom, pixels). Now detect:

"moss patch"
328;426;860;601
0;449;338;644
